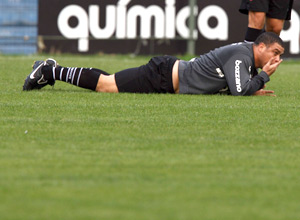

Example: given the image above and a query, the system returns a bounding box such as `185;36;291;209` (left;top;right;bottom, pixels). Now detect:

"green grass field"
0;54;300;220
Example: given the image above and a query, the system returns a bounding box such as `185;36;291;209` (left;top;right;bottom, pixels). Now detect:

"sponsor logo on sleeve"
216;68;224;78
235;60;242;92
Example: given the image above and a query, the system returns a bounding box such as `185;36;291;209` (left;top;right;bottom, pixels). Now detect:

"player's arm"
253;57;282;96
224;55;270;96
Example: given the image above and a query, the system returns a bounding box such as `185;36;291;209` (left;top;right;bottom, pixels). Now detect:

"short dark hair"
254;32;284;47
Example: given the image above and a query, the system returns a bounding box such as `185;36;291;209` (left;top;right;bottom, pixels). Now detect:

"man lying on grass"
23;32;284;96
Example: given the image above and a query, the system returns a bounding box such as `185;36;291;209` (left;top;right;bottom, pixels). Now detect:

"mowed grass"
0;54;300;220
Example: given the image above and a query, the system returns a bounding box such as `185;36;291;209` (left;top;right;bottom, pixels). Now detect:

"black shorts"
115;55;178;93
239;0;294;20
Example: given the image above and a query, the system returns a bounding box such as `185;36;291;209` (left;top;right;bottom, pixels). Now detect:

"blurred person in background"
239;0;294;42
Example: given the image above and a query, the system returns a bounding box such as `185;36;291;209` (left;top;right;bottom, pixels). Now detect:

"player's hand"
262;57;283;76
253;89;276;96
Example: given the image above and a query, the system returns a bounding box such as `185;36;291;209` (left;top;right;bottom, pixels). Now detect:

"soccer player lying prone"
23;32;284;96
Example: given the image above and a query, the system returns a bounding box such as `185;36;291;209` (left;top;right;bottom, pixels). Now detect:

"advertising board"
38;0;300;57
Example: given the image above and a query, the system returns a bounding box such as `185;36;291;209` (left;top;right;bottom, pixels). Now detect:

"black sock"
244;27;265;42
42;66;110;91
89;68;110;76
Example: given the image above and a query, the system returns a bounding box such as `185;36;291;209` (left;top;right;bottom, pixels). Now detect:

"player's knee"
266;19;284;35
266;26;282;35
95;75;119;93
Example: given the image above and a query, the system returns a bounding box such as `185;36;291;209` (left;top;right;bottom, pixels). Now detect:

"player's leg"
23;58;110;91
265;18;284;35
113;56;177;94
245;11;266;42
73;55;177;93
23;56;178;94
243;0;269;42
265;0;293;35
248;11;266;30
42;56;175;93
95;75;118;93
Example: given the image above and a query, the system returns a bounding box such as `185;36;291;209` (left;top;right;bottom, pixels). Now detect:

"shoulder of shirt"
225;42;254;58
212;42;253;59
225;42;253;51
191;42;253;62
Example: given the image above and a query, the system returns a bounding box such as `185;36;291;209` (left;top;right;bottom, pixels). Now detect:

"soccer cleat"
23;58;58;91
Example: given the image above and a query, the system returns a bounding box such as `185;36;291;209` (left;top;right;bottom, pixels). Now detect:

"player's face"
261;43;284;66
